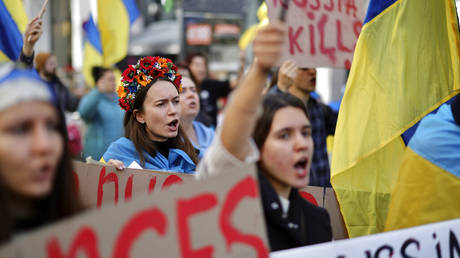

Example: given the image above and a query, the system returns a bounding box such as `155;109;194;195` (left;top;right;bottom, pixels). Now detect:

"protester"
78;67;124;161
185;52;232;127
286;67;337;187
197;22;332;251
0;68;82;244
19;17;80;113
179;76;215;159
103;56;197;173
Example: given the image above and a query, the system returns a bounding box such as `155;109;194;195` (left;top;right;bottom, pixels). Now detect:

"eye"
156;102;165;107
301;128;312;137
173;98;180;105
278;132;290;140
9;123;29;135
46;120;60;132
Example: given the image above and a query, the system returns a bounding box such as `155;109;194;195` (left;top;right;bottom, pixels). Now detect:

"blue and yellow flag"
97;0;139;66
331;0;460;237
83;15;104;86
0;0;28;62
385;100;460;231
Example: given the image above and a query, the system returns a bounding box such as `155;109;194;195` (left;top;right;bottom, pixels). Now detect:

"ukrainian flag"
331;0;460;237
0;0;28;62
97;0;139;66
385;99;460;231
83;15;104;86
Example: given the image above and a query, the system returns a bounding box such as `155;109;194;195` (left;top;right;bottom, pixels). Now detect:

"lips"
32;164;53;183
167;119;179;132
294;157;308;178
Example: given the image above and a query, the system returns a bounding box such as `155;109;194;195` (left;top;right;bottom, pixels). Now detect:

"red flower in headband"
117;56;182;112
122;66;137;83
140;56;155;70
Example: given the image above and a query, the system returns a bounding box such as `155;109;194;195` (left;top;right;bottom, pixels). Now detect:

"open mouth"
167;119;179;131
294;158;308;177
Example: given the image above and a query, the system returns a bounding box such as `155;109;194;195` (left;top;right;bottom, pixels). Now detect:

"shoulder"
103;138;137;158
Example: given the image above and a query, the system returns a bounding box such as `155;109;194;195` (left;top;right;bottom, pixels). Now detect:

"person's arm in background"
77;88;104;122
19;17;43;68
220;21;285;161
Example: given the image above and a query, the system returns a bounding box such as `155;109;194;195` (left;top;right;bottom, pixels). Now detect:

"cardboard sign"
266;0;366;68
299;186;347;240
10;163;269;258
72;161;194;209
271;218;460;258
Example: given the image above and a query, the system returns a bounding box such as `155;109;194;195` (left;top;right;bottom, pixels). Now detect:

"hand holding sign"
253;21;286;72
22;0;48;57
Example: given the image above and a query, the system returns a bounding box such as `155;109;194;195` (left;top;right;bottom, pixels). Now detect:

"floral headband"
117;56;182;112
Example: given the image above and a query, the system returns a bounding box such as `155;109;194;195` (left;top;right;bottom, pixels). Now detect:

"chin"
21;184;53;199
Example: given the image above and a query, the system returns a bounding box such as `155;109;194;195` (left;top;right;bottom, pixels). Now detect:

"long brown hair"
0;107;83;244
124;78;198;166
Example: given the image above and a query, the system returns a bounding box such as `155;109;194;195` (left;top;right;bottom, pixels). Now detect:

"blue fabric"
78;89;124;160
363;0;398;25
102;137;196;173
122;0;140;24
0;0;23;60
409;104;460;177
83;15;103;54
192;120;215;159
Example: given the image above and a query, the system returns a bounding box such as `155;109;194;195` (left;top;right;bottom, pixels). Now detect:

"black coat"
258;172;332;252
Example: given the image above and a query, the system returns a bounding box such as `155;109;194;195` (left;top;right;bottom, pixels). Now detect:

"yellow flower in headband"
117;83;126;98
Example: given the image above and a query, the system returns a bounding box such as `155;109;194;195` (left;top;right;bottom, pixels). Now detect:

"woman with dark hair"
196;22;332;251
78;67;124;160
102;56;198;173
0;68;83;244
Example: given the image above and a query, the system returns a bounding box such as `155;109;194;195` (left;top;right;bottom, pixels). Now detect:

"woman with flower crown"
102;56;198;173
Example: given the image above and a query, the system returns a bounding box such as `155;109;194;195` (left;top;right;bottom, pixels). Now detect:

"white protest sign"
266;0;367;68
271;218;460;258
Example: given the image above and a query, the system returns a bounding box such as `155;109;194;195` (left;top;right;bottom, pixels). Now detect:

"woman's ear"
133;109;145;124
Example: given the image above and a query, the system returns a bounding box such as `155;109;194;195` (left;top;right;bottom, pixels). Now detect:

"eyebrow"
274;124;311;133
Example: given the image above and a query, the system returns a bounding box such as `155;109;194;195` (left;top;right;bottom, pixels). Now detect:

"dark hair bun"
91;66;110;83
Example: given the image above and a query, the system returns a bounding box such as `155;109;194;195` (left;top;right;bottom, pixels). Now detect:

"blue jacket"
192;120;215;159
78;89;124;160
102;137;196;173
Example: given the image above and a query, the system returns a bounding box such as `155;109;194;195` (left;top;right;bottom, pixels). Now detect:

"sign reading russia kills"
266;0;366;68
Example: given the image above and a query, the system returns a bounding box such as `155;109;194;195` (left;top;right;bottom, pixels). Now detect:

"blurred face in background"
180;77;200;121
293;68;316;93
0;101;63;198
189;56;207;84
44;55;58;77
97;70;116;93
136;80;181;141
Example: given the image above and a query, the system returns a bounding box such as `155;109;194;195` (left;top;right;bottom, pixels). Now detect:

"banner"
271;218;460;258
72;161;194;208
266;0;366;68
8;163;269;258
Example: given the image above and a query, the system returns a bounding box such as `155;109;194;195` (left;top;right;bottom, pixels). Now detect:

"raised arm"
221;22;286;161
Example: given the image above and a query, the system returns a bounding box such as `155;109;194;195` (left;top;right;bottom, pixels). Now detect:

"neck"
39;71;51;81
181;117;198;145
288;85;310;102
263;171;292;199
8;194;37;220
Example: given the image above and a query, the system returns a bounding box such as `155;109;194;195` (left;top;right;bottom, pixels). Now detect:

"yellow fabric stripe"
82;42;104;87
385;147;460;231
97;0;130;66
3;0;28;33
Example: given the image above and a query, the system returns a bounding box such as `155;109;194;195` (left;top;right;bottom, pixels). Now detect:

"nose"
294;132;309;151
31;124;54;156
167;101;178;115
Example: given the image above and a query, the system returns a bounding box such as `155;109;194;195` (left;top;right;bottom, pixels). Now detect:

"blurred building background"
17;0;460;105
